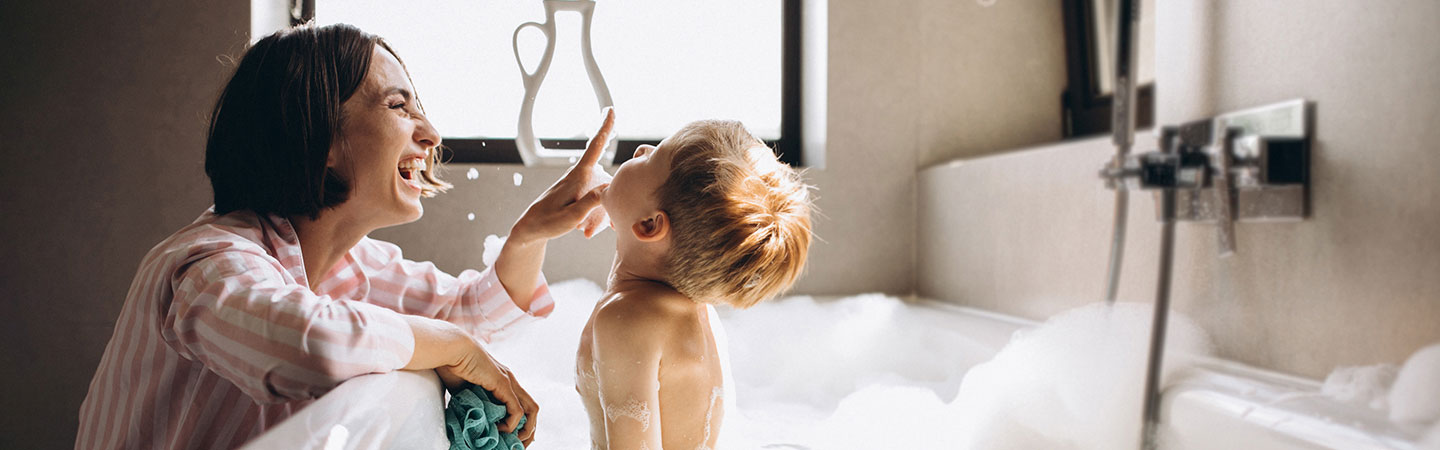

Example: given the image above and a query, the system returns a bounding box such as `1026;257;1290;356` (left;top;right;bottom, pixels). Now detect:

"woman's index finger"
578;107;616;168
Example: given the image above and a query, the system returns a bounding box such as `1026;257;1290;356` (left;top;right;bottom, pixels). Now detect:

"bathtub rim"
910;297;1430;449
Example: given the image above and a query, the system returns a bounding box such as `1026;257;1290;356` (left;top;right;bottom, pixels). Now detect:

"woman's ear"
631;210;670;242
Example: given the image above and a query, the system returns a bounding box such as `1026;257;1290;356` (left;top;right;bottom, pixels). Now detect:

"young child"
575;120;813;450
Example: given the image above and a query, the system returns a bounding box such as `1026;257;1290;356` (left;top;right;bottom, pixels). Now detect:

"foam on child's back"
604;398;652;430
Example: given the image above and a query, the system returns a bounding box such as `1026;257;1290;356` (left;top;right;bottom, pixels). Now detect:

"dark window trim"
440;138;786;166
1061;0;1153;138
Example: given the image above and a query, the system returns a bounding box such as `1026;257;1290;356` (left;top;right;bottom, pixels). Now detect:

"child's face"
602;138;676;233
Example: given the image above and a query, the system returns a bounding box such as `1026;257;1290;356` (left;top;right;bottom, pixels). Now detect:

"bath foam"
800;301;1214;449
696;386;723;449
606;399;652;431
946;302;1213;449
798;384;960;449
1322;364;1398;411
951;302;1212;449
718;293;986;413
1391;343;1440;424
489;282;1215;449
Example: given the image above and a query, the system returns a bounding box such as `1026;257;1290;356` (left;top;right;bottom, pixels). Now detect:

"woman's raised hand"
493;108;614;309
574;161;613;238
510;108;615;244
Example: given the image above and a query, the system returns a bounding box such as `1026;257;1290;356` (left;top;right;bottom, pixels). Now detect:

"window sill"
442;138;794;166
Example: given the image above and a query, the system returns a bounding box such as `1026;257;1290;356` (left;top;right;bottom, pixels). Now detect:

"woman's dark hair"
205;23;443;219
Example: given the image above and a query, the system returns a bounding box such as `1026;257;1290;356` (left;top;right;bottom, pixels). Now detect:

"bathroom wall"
0;1;248;448
912;0;1067;168
918;0;1440;379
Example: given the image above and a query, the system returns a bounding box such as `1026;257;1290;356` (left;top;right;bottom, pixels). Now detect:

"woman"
74;24;609;449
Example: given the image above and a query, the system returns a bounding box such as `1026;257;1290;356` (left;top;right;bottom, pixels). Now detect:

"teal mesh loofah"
444;386;527;450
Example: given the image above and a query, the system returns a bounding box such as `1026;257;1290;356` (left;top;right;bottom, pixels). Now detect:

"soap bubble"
481;235;506;267
466;168;479;180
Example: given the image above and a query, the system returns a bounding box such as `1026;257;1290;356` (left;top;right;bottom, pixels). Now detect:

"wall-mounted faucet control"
1101;99;1313;255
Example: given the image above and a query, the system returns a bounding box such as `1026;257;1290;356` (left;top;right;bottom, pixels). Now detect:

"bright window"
316;1;783;150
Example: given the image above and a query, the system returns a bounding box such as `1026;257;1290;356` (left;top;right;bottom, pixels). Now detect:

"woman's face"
329;46;440;227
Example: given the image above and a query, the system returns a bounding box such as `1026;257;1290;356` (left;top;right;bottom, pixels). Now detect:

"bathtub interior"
243;279;1438;449
481;280;1033;449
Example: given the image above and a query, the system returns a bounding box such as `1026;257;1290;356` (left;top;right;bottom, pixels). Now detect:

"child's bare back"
575;119;811;449
576;281;726;450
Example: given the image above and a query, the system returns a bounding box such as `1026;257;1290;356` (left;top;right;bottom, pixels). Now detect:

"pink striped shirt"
75;209;553;449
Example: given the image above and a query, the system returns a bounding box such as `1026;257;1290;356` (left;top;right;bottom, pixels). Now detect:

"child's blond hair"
656;120;813;309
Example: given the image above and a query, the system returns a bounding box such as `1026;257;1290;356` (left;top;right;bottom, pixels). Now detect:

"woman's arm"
401;313;538;445
494;108;614;307
350;237;552;342
166;249;416;404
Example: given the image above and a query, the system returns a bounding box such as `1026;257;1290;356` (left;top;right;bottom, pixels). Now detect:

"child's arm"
592;299;666;448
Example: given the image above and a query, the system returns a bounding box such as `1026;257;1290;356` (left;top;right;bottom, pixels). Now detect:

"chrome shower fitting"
1100;99;1313;255
1099;99;1312;450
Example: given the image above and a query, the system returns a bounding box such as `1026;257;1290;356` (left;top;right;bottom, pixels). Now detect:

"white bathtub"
241;281;1431;449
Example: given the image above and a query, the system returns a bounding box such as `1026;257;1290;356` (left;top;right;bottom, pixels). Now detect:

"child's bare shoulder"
592;284;698;348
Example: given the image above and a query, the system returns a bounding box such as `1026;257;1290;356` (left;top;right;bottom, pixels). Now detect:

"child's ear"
631;210;670;242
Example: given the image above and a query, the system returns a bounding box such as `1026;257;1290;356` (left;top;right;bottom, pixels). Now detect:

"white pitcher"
511;0;616;167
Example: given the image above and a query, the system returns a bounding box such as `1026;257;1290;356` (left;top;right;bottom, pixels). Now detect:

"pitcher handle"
512;21;551;88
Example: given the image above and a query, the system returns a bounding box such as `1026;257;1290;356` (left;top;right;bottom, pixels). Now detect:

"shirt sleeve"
351;237;554;342
162;247;416;405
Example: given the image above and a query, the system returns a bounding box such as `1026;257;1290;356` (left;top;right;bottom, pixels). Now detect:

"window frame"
1060;0;1153;138
295;0;803;166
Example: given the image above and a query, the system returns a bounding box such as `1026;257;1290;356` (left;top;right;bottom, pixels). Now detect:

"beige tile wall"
918;0;1440;379
912;0;1067;168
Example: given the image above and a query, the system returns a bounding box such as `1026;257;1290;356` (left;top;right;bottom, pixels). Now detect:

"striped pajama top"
75;209;554;449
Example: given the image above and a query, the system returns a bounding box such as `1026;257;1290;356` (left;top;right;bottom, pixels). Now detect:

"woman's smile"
397;155;427;192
